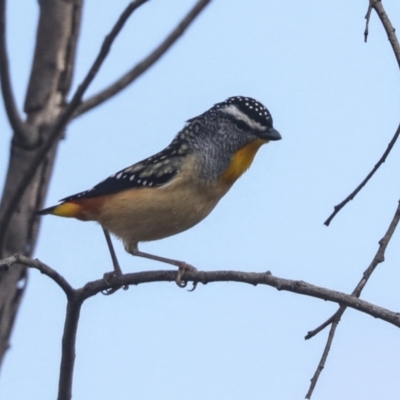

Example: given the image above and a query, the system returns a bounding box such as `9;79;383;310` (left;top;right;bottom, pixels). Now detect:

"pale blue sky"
1;1;400;399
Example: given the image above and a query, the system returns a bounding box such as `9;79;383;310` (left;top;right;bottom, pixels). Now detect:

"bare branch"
58;297;82;400
0;0;148;251
364;0;373;42
0;0;27;142
325;0;400;226
66;0;149;119
312;199;400;338
305;199;400;397
305;322;339;399
66;269;400;327
0;254;74;297
373;0;400;68
7;250;400;399
74;0;212;118
324;122;400;225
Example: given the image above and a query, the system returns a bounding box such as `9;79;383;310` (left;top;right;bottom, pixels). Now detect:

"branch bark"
325;0;400;226
0;0;211;373
0;0;83;369
5;249;400;399
0;1;148;252
5;255;400;328
73;0;211;118
0;0;27;143
306;199;400;398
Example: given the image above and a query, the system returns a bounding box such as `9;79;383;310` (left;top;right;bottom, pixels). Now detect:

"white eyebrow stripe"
221;105;267;130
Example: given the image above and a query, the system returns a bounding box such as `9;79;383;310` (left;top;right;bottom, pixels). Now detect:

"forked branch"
325;0;400;226
4;251;400;400
306;199;400;398
74;0;211;118
0;0;147;250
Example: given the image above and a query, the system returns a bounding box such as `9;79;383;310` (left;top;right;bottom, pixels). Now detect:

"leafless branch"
373;0;400;68
324;122;400;226
58;296;82;400
305;199;400;398
5;256;400;325
312;199;400;336
364;0;373;42
305;322;339;399
0;254;73;297
0;0;148;251
325;0;400;226
6;254;400;400
0;0;27;142
66;0;149;119
71;270;400;326
73;0;212;118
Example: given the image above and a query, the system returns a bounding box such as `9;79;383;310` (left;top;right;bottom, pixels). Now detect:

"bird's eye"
235;120;248;130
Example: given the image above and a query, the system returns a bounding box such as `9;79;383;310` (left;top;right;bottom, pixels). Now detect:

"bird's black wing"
61;143;187;201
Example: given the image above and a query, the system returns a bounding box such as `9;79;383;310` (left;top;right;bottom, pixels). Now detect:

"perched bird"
38;96;281;288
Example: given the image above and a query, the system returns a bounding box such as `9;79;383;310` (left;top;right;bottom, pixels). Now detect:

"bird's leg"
129;245;197;289
103;228;122;275
102;229;128;294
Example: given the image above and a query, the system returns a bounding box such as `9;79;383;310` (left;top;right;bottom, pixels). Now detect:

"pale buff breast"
95;174;230;246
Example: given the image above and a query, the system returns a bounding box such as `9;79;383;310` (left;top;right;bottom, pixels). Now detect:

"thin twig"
304;199;400;397
74;0;212;118
0;0;148;251
0;254;74;297
0;0;27;142
311;199;400;338
364;0;373;42
66;0;149;119
325;0;400;226
305;322;339;399
324;121;400;226
373;0;400;69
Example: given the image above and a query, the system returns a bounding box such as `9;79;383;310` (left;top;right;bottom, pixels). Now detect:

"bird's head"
182;96;281;184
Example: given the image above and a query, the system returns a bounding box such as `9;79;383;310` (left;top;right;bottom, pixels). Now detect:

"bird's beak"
260;127;281;141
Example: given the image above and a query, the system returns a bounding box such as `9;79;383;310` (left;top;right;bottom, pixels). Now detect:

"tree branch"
305;322;339;399
66;0;149;120
0;254;74;297
73;270;400;327
0;0;27;143
325;0;400;226
373;0;400;68
324;122;400;226
7;255;400;399
305;199;400;398
5;256;400;326
58;296;82;400
73;0;212;118
364;0;373;42
0;0;148;251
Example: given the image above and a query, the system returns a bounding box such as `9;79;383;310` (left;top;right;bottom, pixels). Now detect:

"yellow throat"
220;138;268;184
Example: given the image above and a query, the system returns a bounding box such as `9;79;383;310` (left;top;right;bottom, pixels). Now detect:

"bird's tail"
35;205;58;215
35;202;82;218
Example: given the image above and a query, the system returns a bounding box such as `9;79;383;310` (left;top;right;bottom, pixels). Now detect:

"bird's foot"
175;262;198;291
102;270;129;295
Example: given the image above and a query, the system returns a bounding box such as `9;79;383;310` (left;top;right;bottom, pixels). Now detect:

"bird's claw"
175;262;198;291
102;271;129;295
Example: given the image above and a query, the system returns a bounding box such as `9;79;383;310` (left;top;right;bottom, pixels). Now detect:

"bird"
37;96;281;290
